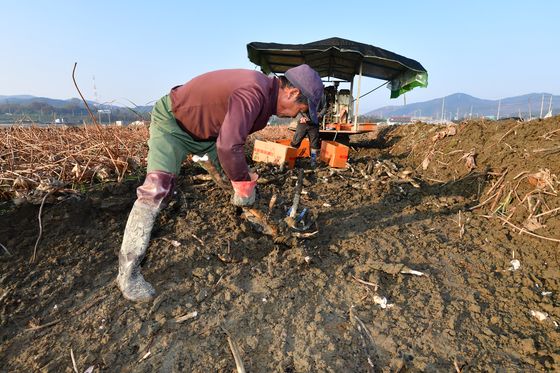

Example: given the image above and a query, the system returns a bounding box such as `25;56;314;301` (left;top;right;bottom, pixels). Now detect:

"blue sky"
1;0;558;112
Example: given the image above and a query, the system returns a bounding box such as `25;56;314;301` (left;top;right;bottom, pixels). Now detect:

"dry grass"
0;123;294;202
1;124;149;201
247;124;292;144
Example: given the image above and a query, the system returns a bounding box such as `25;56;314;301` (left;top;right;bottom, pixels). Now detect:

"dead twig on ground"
497;123;523;143
25;318;61;331
175;311;198;323
351;276;379;291
70;348;79;373
488;215;560;243
425;177;445;183
31;191;51;263
534;206;560;218
0;242;11;256
485;169;508;197
137;336;155;363
489;185;505;213
541;128;560;140
74;293;108;316
222;327;246;373
268;193;277;213
453;357;463;372
532;145;560;154
191;234;205;246
456;211;465;238
349;306;376;372
469;190;500;210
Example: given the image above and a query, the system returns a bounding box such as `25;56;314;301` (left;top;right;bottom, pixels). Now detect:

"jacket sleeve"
216;88;264;182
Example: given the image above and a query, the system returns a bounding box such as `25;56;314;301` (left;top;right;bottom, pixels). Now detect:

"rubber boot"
310;149;319;168
117;171;175;302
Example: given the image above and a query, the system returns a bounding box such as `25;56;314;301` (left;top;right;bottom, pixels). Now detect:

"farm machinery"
247;37;428;138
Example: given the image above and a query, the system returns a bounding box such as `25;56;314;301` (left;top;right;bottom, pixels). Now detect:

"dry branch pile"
388;117;560;242
0;124;293;204
0;124;149;203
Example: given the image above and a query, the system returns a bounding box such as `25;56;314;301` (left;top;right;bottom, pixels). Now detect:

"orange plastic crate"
275;138;310;158
252;140;297;169
320;140;349;168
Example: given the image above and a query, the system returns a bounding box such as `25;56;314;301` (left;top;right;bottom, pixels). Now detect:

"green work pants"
147;95;219;175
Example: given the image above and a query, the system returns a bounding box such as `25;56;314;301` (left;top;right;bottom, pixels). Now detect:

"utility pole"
93;75;99;106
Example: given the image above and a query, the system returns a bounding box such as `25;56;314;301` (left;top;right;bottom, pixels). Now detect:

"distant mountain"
367;93;560;119
0;95;36;100
0;95;152;124
0;95;152;112
0;95;99;109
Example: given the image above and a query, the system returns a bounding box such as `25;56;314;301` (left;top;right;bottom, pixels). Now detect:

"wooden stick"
268;194;277;213
352;276;379;290
541;128;560;139
534;206;560;218
497;123;522;143
70;348;79;373
469;190;500;210
489;185;504;212
485;170;508;197
532;146;560;153
243;207;278;236
74;293;108;316
72;63;99;126
222;327;246;373
453;357;463;373
349;307;376;371
491;215;560;243
191;234;205;246
425;177;445;183
0;242;11;256
31;191;51;263
25;319;61;331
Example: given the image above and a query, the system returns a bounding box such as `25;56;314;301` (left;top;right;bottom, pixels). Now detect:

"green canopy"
247;37;428;99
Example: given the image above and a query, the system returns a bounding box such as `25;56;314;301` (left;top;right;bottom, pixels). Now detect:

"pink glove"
231;172;258;206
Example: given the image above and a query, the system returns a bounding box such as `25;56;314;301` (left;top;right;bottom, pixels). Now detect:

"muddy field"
1;118;559;372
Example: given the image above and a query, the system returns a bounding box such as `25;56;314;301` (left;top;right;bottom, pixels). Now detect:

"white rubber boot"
117;200;159;302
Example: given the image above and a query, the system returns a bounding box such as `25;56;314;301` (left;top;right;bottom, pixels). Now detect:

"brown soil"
1;118;559;372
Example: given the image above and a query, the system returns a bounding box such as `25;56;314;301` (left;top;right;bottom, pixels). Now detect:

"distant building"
412;116;432;123
387;116;412;125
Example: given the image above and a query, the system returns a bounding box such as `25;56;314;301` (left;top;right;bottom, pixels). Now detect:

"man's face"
276;87;309;118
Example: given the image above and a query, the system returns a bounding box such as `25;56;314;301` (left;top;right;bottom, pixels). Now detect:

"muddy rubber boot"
117;201;159;302
117;171;175;302
310;149;319;168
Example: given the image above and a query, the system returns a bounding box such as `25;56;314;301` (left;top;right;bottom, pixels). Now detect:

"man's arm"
216;88;264;182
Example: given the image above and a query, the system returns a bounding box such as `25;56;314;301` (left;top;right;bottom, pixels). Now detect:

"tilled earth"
1;118;559;372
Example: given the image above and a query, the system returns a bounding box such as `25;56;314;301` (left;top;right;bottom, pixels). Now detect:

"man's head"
276;64;323;123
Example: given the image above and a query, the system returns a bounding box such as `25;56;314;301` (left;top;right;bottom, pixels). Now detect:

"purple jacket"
170;69;278;181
